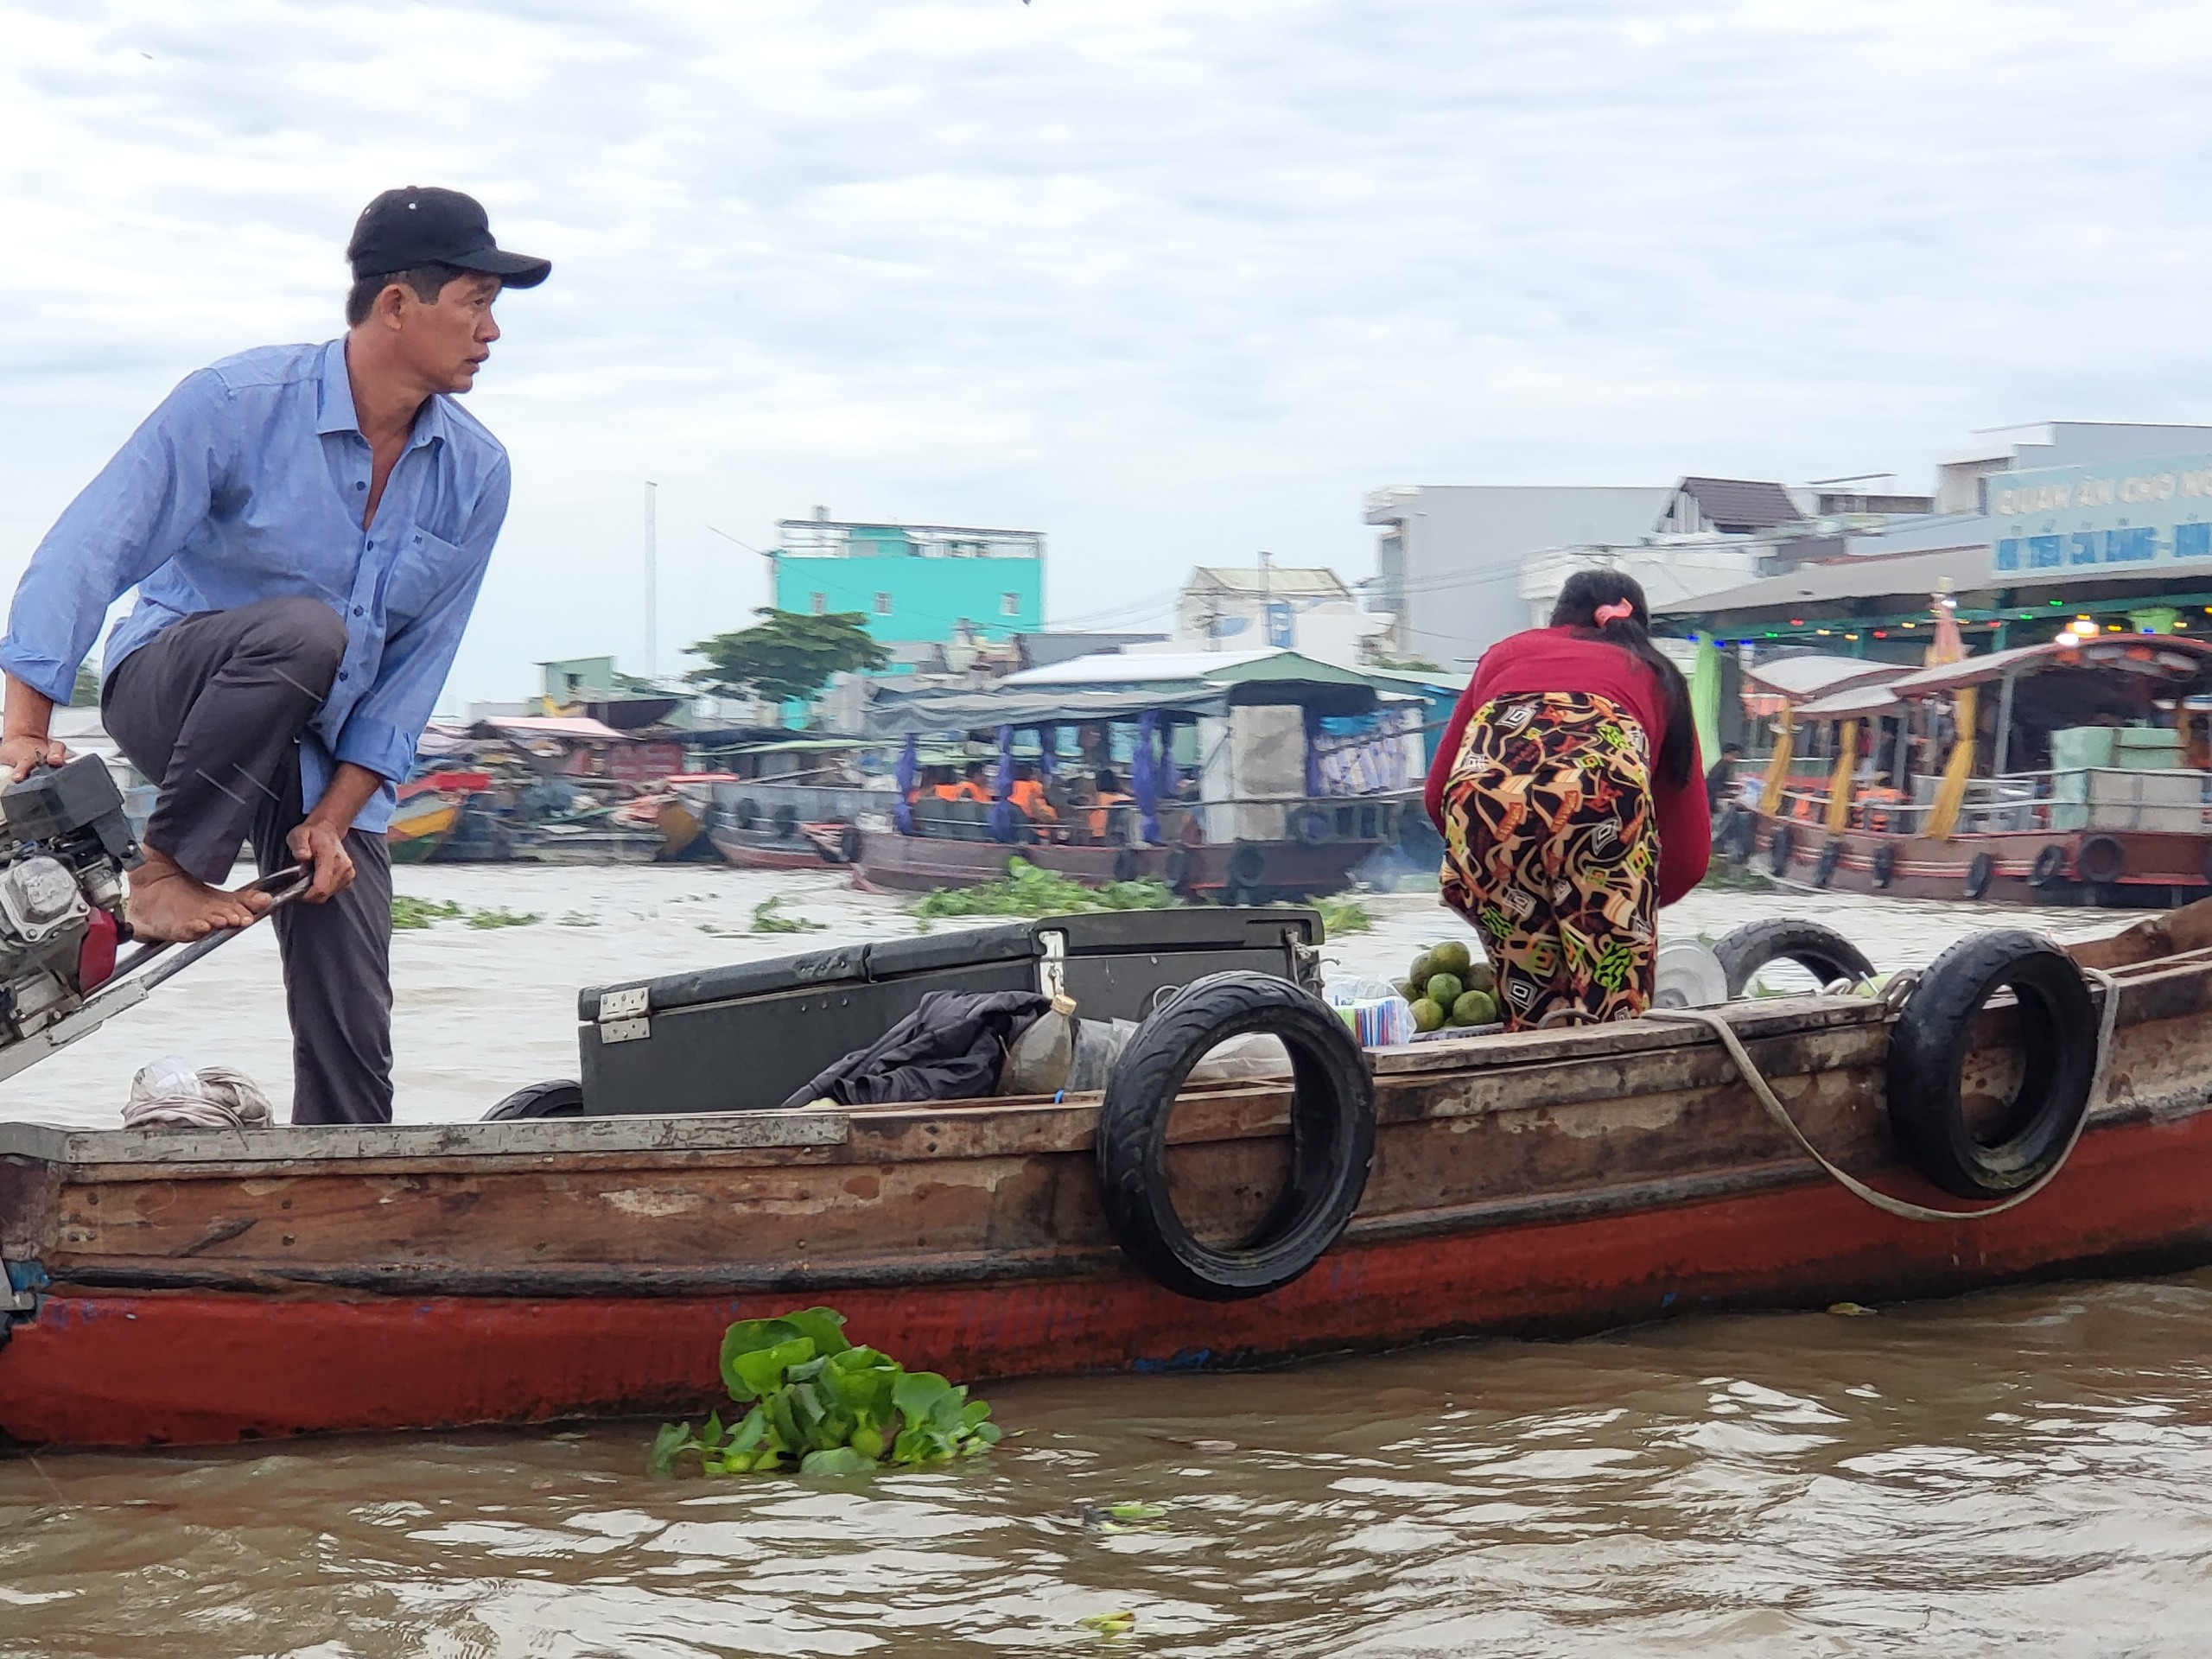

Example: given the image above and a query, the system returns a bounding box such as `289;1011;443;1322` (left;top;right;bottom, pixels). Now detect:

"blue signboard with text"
1989;455;2212;573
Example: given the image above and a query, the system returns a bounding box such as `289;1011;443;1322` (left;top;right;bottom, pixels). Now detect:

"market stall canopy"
474;715;633;742
1881;635;2212;698
1740;653;1910;701
1793;683;1905;721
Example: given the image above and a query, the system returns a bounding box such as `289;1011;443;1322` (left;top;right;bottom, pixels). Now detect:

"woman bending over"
1423;571;1711;1030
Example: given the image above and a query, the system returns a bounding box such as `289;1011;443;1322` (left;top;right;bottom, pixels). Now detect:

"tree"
688;608;890;706
71;663;99;707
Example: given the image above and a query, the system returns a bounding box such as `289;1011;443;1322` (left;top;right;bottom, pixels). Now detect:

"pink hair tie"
1593;600;1635;625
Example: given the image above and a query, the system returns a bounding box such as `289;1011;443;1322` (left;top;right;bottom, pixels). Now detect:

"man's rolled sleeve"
0;371;228;702
332;460;507;782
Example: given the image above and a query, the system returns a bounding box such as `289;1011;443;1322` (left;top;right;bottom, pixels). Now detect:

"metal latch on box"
1036;930;1068;1002
598;985;651;1044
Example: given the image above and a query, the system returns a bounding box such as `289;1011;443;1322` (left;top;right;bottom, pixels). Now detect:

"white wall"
1363;485;1674;666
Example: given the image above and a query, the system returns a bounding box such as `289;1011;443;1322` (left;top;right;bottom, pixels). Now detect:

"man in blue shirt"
0;187;549;1123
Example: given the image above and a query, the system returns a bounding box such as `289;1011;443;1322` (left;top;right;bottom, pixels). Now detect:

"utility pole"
642;480;658;679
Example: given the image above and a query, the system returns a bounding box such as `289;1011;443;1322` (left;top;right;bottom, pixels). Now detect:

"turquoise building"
770;517;1045;645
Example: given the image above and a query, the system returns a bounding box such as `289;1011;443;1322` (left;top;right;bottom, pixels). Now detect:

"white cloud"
2;0;2210;700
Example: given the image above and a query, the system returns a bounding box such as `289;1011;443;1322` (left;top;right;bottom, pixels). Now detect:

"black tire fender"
2077;834;2126;885
2030;844;2069;888
1163;842;1192;893
836;823;862;865
1228;842;1268;887
735;798;760;832
1885;930;2097;1198
1871;842;1897;889
772;804;800;840
482;1079;586;1122
1112;846;1140;883
1767;823;1796;877
1096;971;1376;1301
1964;850;1994;899
1712;918;1876;999
1814;840;1842;887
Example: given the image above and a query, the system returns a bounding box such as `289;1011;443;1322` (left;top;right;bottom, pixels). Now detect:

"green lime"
1429;940;1471;977
1425;972;1463;1007
1408;950;1436;988
1409;997;1446;1033
1451;988;1497;1027
1462;960;1497;995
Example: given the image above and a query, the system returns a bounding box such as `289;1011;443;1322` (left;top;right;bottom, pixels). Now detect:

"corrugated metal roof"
1676;477;1803;532
1654;546;1991;615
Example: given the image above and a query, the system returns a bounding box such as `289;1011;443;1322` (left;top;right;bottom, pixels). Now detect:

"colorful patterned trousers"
1438;691;1660;1030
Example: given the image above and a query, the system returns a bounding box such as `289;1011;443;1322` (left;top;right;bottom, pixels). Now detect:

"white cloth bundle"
123;1057;275;1130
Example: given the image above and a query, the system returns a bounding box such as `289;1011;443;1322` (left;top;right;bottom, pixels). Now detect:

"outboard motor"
0;757;137;1046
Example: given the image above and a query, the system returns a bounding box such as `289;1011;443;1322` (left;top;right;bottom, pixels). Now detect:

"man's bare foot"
126;849;271;942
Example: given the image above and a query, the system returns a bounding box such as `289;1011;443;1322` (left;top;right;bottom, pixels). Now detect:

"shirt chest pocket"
378;529;464;626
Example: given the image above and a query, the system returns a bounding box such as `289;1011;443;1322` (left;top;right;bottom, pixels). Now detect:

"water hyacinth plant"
649;1306;1000;1478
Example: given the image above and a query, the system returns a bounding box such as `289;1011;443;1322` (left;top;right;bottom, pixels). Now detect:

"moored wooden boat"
385;772;486;864
1729;632;2212;906
4;904;2210;1447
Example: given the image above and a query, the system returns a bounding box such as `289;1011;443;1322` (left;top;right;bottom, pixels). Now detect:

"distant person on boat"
928;768;963;803
1425;571;1710;1031
1706;741;1743;814
0;187;549;1124
1088;769;1132;842
956;761;993;803
1008;761;1058;823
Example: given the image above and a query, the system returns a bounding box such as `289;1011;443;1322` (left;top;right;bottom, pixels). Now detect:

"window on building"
1001;592;1020;616
810;592;827;615
874;593;893;615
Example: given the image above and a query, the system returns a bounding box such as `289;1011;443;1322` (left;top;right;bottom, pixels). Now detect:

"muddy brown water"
10;1273;2212;1656
2;874;2196;1653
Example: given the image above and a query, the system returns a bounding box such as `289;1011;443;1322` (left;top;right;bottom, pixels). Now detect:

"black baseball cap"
346;187;551;289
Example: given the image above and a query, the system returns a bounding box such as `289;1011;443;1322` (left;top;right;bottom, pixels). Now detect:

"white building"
1164;563;1392;667
1935;423;2212;515
1362;485;1675;665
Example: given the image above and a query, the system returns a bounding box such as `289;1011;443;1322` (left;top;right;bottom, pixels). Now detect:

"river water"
2;871;2201;1655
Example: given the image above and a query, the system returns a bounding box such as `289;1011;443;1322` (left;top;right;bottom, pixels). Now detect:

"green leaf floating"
654;1306;998;1480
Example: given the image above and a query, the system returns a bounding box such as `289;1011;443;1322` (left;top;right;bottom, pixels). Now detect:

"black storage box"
578;906;1325;1116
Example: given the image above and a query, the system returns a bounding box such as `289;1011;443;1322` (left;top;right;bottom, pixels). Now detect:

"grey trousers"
103;597;396;1126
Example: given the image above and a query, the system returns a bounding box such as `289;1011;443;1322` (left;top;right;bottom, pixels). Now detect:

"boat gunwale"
3;944;2205;1180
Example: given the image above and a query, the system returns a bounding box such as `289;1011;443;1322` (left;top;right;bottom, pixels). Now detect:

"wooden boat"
1729;633;2212;906
702;779;876;872
858;678;1413;901
4;901;2210;1448
852;817;1386;903
385;772;487;864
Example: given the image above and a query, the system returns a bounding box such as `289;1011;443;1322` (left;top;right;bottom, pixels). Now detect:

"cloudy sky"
3;0;2210;705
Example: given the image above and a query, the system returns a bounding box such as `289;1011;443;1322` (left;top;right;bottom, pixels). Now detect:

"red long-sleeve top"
1425;626;1712;907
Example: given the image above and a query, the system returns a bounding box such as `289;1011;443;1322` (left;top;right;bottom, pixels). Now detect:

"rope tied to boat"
1645;965;2123;1224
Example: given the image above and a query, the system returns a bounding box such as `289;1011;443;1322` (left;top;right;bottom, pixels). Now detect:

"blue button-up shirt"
0;338;508;835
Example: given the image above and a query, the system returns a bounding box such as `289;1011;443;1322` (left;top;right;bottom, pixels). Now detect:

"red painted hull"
9;1103;2211;1446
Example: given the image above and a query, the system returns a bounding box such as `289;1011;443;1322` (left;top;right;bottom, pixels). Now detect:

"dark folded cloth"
779;989;1052;1111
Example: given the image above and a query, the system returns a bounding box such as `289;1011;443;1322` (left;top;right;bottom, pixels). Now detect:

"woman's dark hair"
1095;768;1120;794
1548;570;1695;788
